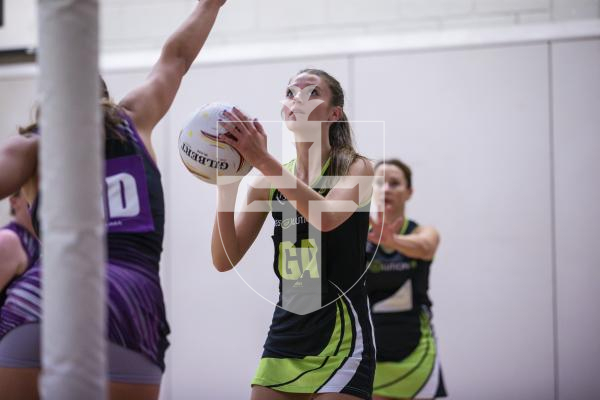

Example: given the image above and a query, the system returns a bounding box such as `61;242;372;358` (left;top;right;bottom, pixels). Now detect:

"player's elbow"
319;214;347;233
213;264;233;272
421;232;440;260
160;39;193;76
210;237;238;272
320;221;338;233
211;253;237;272
418;241;438;261
211;256;234;272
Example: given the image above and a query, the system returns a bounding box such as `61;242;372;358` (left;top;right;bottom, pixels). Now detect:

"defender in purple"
0;1;228;398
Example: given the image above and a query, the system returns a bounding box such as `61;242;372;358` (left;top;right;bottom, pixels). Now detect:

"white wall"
354;43;555;400
2;1;600;53
552;39;600;400
97;0;600;52
0;0;37;50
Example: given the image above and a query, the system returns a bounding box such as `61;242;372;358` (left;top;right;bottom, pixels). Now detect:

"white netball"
178;102;253;184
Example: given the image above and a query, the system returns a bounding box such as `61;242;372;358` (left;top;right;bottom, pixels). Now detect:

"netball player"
367;159;447;400
212;69;376;399
0;1;227;399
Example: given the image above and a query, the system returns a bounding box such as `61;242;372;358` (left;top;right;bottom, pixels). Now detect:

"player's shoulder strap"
404;219;418;235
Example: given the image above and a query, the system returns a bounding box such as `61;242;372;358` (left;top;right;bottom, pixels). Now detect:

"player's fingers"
231;107;255;132
218;119;241;139
223;110;249;135
253;118;267;136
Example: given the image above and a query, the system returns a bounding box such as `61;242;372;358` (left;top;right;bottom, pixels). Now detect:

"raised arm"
0;135;38;201
211;180;270;272
119;0;226;135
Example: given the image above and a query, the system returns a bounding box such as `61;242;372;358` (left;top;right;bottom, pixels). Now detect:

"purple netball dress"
0;114;170;371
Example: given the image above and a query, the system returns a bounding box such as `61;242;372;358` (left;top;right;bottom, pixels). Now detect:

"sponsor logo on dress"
369;260;413;273
275;215;306;229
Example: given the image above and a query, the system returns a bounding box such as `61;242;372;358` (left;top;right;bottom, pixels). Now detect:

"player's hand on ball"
220;108;269;170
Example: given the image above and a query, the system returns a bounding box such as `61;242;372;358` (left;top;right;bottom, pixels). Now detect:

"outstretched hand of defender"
219;108;271;170
368;212;404;248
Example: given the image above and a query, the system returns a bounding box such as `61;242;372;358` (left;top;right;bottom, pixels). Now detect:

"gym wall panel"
0;0;37;51
98;0;600;53
354;44;554;400
552;39;600;400
553;0;600;20
162;57;351;400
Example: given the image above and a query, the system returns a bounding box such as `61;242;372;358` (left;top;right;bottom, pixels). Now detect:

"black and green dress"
366;219;447;398
252;159;376;399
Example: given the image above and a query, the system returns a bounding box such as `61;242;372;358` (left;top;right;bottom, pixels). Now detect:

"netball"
178;102;253;184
